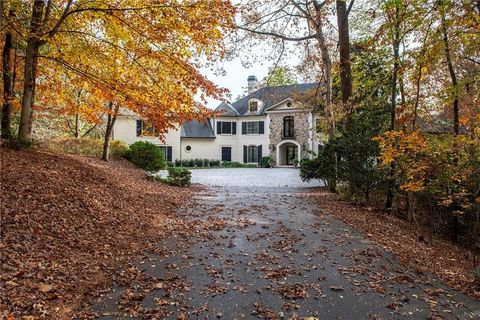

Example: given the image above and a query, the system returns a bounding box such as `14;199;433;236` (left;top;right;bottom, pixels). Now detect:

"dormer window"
248;99;258;113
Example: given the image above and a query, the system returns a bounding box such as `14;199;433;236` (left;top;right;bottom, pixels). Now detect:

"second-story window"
283;116;294;138
136;120;156;137
216;121;236;135
242;121;265;135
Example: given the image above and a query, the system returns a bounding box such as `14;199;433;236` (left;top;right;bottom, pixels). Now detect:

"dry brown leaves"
311;188;480;300
277;284;309;299
0;147;193;318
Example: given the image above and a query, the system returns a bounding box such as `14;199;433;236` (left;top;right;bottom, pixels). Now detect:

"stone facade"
268;111;311;163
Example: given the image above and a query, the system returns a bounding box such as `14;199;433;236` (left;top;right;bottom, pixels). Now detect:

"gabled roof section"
216;101;239;117
181;119;215;139
215;83;319;116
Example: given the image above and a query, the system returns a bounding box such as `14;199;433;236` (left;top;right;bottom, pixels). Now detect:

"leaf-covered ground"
311;190;480;300
90;186;480;319
0;147;192;319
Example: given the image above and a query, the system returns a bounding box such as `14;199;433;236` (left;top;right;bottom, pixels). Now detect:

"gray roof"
216;83;320;116
181;119;215;138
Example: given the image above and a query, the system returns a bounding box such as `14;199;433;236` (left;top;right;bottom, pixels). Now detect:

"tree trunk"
385;5;401;212
17;0;45;145
313;4;335;139
336;0;353;129
1;10;14;140
102;102;119;161
440;3;459;135
74;113;80;138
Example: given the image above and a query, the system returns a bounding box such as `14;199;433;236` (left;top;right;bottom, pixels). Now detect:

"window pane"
247;146;258;162
246;121;259;134
221;122;232;134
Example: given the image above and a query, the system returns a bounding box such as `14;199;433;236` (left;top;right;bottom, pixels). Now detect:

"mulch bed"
310;188;480;300
0;147;192;319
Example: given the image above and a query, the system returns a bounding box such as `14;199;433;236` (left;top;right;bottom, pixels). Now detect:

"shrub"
300;158;322;182
194;158;203;167
45;137;128;159
180;159;189;167
126;141;165;172
165;167;191;187
187;159;195;167
221;161;258;168
174;159;182;167
260;156;274;168
203;159;210;167
210;159;221;167
109;140;129;159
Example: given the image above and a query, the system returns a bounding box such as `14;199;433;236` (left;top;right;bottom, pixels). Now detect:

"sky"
200;57;274;109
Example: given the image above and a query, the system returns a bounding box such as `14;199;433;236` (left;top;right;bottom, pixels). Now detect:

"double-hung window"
242;121;265;135
247;146;258;163
159;146;172;162
216;121;236;135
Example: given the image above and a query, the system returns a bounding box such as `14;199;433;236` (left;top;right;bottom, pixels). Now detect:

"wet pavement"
92;186;480;319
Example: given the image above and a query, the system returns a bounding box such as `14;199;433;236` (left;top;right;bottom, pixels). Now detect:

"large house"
114;76;325;166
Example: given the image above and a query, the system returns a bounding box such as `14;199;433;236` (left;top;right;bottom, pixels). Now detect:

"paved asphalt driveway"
159;168;324;188
93;169;480;319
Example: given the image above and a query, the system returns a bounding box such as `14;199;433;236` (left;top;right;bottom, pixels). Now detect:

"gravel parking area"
161;168;324;188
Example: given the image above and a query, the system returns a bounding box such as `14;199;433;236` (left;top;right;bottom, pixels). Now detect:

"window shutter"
167;146;173;162
257;145;262;163
136;120;142;136
243;145;247;163
242;122;247;135
217;121;222;134
259;121;265;134
232;122;237;135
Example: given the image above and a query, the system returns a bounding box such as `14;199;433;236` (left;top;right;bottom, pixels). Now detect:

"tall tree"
438;0;459;135
262;66;297;87
336;0;354;128
11;0;235;145
238;0;337;138
1;9;15;139
17;0;45;144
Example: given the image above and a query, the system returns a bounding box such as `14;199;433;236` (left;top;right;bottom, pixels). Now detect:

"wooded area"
237;0;479;267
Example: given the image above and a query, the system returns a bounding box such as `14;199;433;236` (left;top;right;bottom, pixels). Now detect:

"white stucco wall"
113;112;323;164
213;116;269;163
114;116;182;161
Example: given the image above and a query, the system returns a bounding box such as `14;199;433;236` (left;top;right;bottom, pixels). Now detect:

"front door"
286;145;298;165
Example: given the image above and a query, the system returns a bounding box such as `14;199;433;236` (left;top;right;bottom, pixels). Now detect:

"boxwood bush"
165;167;191;187
126;141;165;172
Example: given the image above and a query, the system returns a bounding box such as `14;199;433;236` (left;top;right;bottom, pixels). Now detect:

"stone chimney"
247;75;258;94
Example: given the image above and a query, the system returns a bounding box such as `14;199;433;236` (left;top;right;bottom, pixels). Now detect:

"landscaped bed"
0;147;193;319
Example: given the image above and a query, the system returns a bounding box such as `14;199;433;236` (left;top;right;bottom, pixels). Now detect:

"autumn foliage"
1;0;235;143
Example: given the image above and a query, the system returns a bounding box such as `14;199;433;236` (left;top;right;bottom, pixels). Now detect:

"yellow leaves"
19;0;235;135
376;129;480;216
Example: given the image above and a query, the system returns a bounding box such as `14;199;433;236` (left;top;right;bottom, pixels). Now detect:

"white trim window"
216;121;236;135
241;121;265;135
247;145;259;163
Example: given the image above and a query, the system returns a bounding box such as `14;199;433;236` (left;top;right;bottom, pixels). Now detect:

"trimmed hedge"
126;141;165;172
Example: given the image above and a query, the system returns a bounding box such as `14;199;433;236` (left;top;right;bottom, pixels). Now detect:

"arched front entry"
276;140;301;166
